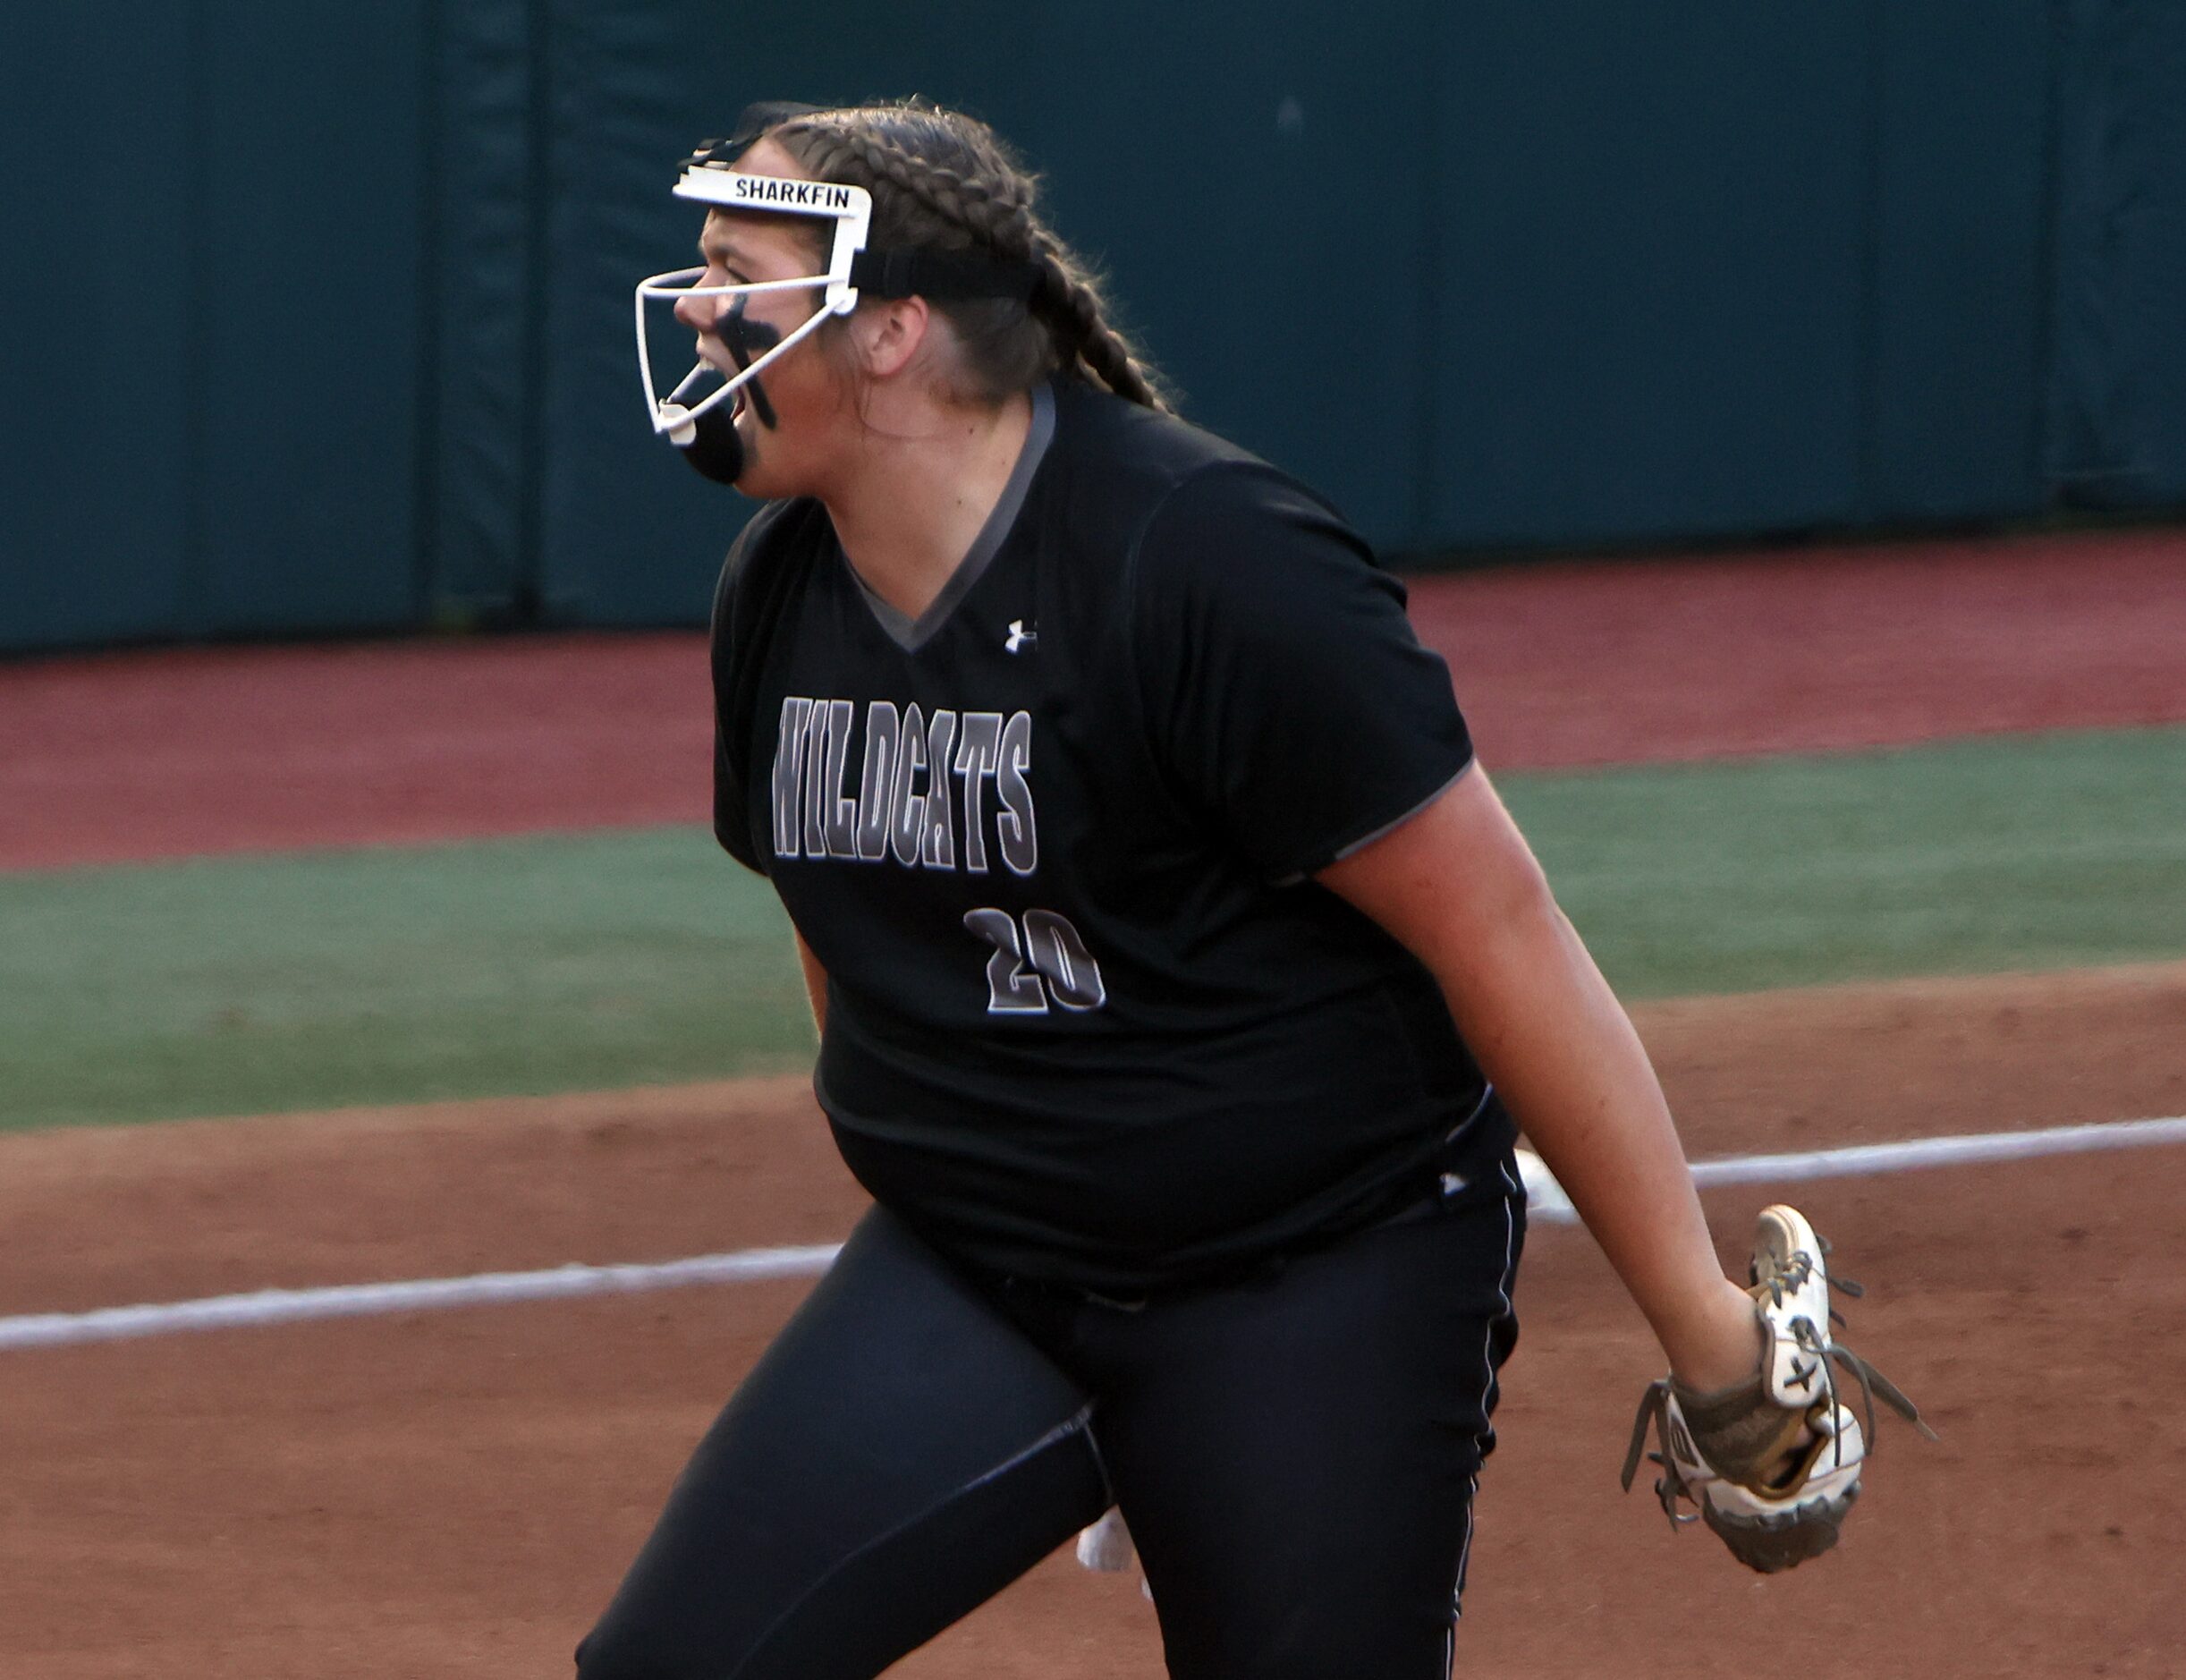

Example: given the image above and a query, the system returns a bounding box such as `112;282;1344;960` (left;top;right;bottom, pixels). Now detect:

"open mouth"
691;341;752;421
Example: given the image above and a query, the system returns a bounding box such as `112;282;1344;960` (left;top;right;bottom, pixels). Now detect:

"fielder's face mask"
633;103;1040;486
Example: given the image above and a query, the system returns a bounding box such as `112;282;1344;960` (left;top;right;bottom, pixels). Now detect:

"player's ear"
851;295;931;381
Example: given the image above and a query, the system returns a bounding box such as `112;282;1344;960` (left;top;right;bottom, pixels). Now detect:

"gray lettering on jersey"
953;711;1004;875
889;702;928;867
1023;908;1106;1009
801;699;831;859
854;701;900;861
996;709;1037;877
772;697;812;859
921;708;959;871
963;908;1049;1014
772;695;1032;876
822;698;858;858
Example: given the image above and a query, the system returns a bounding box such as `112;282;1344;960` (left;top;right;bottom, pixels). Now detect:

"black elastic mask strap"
722;295;785;428
850;247;1042;303
693;101;829;168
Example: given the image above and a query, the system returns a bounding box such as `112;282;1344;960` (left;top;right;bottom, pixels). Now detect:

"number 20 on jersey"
964;908;1106;1014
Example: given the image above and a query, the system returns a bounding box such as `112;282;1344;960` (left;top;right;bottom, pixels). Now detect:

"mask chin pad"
675;399;746;486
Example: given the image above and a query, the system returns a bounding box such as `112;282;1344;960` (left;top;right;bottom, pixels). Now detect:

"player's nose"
673;289;720;335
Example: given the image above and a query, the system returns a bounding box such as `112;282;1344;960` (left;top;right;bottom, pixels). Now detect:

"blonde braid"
772;106;1172;412
787;123;1040;254
1023;243;1168;412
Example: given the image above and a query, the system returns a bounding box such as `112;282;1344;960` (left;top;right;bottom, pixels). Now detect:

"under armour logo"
1005;619;1038;654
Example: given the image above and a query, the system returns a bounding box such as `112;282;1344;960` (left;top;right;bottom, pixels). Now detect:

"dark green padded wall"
189;1;430;634
2046;0;2186;505
1866;0;2053;521
985;5;1442;548
0;1;430;650
3;1;2182;652
0;7;194;646
1428;3;1870;547
425;0;536;620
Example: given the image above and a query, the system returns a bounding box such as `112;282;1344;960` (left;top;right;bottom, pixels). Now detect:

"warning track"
4;525;2182;870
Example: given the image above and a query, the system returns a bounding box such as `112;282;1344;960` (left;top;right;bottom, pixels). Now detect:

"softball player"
585;99;1848;1678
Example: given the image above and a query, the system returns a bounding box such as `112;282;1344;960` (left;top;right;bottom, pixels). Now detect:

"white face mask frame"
633;168;876;443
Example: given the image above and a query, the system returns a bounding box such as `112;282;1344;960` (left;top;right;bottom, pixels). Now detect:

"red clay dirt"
4;526;2182;869
4;965;2184;1677
5;530;2184;1676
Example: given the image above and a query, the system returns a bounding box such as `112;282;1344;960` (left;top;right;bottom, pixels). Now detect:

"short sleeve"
1130;464;1473;883
709;500;813;875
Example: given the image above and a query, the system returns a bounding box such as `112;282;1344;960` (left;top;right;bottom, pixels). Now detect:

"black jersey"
711;378;1514;1292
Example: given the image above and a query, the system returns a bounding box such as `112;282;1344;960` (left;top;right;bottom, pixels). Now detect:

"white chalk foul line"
1516;1113;2186;1223
0;1243;843;1353
4;1116;2182;1353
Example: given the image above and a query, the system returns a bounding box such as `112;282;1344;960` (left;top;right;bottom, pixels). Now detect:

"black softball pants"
576;1164;1525;1680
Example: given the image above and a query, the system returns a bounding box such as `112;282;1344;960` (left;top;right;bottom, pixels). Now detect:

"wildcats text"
771;697;1037;875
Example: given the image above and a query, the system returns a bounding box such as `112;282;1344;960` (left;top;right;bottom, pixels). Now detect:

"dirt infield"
5;963;2182;1677
7;528;2182;1675
4;526;2182;870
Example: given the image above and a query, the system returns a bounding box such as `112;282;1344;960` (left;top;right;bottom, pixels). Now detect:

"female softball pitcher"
586;98;1924;1679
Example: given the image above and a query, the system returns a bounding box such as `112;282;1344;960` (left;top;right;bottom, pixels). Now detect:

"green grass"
4;726;2182;1130
0;829;812;1130
1505;725;2186;997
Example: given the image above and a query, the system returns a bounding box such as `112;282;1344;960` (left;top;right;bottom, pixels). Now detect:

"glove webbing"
1621;1334;1934;1533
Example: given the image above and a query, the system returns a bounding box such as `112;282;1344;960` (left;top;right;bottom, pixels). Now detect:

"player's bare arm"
1323;768;1929;1573
1317;764;1762;1392
792;928;827;1036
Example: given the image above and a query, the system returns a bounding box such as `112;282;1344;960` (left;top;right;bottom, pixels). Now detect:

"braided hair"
767;101;1172;412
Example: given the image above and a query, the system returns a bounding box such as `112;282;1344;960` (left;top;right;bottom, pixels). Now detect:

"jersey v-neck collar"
839;381;1056;653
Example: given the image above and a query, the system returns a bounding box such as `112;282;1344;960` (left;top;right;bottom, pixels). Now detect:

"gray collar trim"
844;382;1055;653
